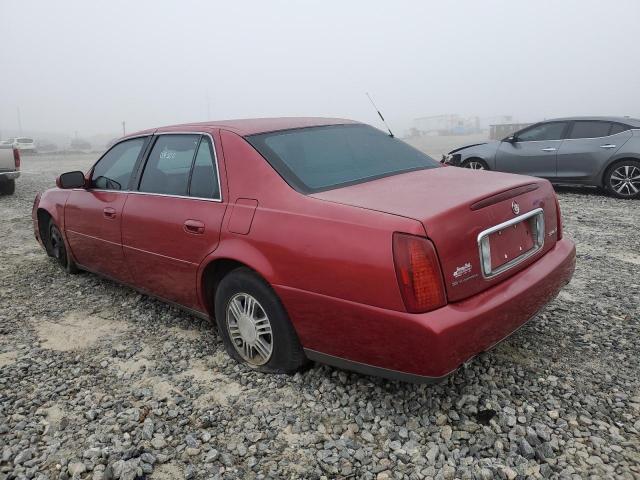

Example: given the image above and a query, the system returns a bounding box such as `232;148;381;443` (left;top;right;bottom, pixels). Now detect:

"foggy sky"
2;0;639;138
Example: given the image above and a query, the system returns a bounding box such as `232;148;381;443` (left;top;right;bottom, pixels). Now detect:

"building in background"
408;114;524;138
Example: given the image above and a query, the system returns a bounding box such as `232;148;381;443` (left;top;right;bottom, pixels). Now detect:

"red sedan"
32;118;575;382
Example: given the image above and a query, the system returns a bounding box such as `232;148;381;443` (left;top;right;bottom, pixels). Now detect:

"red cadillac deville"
32;118;575;382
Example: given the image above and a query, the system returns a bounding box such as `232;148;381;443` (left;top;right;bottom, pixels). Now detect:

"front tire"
48;220;78;273
605;160;640;199
214;268;306;373
461;158;489;170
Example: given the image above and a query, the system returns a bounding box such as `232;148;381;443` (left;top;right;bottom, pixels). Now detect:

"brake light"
13;148;20;170
392;233;447;313
554;194;563;240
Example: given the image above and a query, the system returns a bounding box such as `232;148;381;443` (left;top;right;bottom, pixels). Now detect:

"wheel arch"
197;243;278;319
37;207;54;255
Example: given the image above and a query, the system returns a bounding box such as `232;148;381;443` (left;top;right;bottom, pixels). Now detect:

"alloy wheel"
465;161;486;170
610;165;640;197
226;293;273;366
50;225;65;262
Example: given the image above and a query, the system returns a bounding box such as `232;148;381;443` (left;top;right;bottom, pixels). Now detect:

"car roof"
129;117;360;138
543;116;640;127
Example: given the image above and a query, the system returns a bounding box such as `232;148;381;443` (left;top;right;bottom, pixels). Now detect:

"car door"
556;121;633;182
65;136;150;283
122;132;226;311
495;121;569;179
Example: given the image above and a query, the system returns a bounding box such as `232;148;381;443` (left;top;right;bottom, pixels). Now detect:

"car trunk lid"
311;166;559;302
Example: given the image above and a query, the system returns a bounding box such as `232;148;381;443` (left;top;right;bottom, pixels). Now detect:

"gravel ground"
1;154;639;480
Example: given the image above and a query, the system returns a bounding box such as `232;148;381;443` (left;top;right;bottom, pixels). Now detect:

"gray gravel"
1;155;639;480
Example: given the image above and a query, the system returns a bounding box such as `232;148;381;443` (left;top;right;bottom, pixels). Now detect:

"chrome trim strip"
128;190;222;203
477;207;545;279
66;228;121;247
83;189;222;203
122;244;198;266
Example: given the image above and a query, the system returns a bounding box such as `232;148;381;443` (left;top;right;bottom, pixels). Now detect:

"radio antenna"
366;92;394;137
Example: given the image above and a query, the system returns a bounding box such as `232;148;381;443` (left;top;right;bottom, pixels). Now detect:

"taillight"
392;233;447;313
554;194;563;240
13;148;20;170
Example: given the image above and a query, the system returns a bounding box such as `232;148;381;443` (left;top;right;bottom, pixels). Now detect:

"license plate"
477;208;545;278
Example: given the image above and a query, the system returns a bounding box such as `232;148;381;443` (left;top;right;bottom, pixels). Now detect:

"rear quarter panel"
208;129;424;312
596;131;640;183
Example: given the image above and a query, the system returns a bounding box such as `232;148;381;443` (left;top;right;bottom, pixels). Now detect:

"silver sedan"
442;116;640;199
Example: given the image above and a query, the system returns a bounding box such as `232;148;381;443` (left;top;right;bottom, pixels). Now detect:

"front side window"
568;121;611;139
247;124;439;193
517;122;567;142
189;137;220;199
91;137;146;190
139;135;199;196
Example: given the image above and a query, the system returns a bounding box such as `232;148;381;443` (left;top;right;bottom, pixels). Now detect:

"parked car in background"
442;117;640;199
1;137;37;154
68;138;92;153
36;140;58;153
0;145;20;195
32;118;575;382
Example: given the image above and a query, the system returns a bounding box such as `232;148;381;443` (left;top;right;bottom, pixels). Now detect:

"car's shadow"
552;184;603;197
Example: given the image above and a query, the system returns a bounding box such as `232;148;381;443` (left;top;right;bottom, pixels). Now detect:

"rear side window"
91;137;146;190
139;135;199;196
517;122;567;142
189;137;220;199
609;123;631;135
568;121;611;139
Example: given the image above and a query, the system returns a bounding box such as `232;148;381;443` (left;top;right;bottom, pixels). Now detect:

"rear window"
17;138;33;143
247;124;439;193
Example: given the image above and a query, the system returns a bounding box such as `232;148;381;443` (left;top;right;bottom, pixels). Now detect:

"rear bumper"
276;237;576;382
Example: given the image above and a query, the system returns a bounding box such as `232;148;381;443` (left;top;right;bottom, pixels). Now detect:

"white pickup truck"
0;145;20;195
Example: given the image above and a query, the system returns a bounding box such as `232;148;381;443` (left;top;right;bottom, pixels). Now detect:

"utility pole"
122;121;126;136
17;107;23;135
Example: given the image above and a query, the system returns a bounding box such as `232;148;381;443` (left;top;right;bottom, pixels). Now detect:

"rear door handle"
103;207;116;219
183;219;205;235
541;147;557;152
600;144;616;149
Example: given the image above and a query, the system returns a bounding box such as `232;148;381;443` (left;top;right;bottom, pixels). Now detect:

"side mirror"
504;134;517;143
56;171;86;189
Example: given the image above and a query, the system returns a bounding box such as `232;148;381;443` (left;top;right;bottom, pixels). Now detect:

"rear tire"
48;220;78;274
461;158;489;170
214;267;306;373
605;160;640;199
0;179;15;195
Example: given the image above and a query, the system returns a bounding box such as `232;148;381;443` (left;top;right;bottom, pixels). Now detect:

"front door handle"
103;207;116;219
600;144;616;149
183;219;205;235
541;147;557;152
